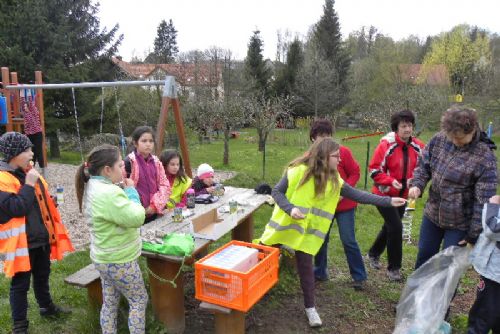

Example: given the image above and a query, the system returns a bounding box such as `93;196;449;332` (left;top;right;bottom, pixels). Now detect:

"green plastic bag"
142;233;194;256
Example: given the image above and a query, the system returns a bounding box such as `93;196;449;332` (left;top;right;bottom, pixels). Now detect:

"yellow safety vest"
166;176;192;208
260;164;343;255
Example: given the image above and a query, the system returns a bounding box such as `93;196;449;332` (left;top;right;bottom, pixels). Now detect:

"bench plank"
64;263;100;288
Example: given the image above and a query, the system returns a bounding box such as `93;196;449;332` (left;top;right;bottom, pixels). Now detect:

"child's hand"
206;186;215;194
123;178;135;187
145;206;156;216
290;207;305;219
489;195;500;204
26;168;41;186
390;197;406;207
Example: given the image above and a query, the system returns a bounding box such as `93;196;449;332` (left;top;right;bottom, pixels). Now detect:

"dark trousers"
295;251;315;308
368;206;405;270
27;132;45;168
467;276;500;334
10;245;53;321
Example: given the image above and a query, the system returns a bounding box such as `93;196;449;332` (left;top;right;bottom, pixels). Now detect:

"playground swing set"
0;67;193;177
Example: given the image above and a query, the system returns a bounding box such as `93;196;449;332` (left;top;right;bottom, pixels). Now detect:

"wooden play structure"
0;67;192;176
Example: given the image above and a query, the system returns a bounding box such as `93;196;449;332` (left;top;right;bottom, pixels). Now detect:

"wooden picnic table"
141;186;269;334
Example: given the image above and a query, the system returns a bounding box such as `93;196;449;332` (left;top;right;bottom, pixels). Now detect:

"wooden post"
214;311;246;334
232;215;254;242
155;76;192;177
147;258;185;334
87;280;103;308
155;96;170;157
10;72;21;132
1;67;13;132
171;99;192;178
35;71;48;168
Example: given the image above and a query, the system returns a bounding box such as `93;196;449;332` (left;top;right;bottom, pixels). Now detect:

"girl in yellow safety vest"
259;137;406;328
160;149;192;208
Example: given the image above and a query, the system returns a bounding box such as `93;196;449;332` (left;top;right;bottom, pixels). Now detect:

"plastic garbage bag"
393;246;472;334
142;233;194;256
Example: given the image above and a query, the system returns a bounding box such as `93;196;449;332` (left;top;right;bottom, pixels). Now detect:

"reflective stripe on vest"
294;206;335;221
4;247;29;261
0;224;26;240
268;220;327;239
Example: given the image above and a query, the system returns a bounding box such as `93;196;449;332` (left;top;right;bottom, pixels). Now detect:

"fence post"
364;141;370;190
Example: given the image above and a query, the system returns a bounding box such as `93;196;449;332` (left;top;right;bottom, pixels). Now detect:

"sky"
97;0;500;62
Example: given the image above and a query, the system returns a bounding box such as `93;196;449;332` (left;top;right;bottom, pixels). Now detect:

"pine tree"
244;30;272;97
152;19;179;63
312;0;350;111
0;0;122;157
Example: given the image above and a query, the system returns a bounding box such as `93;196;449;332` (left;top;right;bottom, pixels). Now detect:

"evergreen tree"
312;0;350;111
152;19;178;63
274;38;304;97
244;30;272;97
0;0;122;157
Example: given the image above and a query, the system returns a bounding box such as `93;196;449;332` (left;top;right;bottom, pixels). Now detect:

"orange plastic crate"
195;240;279;312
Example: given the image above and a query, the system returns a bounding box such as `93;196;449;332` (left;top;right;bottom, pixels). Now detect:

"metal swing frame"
1;67;192;177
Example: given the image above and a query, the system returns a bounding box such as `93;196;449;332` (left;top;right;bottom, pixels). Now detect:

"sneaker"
40;303;72;318
387;269;402;282
305;307;322;327
367;254;382;270
352;280;365;291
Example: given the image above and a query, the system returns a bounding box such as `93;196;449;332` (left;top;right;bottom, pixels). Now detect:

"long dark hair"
75;144;121;212
160;149;187;183
288;137;340;197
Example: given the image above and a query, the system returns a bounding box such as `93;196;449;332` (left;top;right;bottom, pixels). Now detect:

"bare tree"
246;95;291;152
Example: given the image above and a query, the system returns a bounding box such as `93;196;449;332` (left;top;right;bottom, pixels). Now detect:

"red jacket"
369;132;425;198
336;146;360;212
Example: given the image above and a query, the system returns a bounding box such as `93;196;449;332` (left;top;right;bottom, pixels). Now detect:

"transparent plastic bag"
393;246;472;334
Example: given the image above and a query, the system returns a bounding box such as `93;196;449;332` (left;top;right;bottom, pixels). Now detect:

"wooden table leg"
147;258;185;334
214;311;246;334
232;215;254;242
87;280;102;308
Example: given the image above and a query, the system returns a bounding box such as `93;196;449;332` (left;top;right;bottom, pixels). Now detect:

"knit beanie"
197;163;214;180
0;132;33;162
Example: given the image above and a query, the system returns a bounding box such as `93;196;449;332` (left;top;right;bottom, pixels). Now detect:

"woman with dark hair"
367;110;425;281
409;106;497;269
309;119;367;290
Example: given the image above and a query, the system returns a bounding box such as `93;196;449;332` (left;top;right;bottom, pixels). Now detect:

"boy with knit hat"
0;132;73;334
192;163;224;196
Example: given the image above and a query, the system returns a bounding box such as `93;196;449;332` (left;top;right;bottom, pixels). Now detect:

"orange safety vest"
0;171;74;277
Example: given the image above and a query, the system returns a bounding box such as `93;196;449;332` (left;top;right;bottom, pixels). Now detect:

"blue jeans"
314;209;367;282
415;215;468;269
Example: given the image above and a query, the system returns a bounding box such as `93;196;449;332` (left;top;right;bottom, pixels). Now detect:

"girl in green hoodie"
75;144;147;334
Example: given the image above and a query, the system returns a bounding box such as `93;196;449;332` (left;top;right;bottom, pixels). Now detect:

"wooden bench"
200;302;246;334
64;263;102;307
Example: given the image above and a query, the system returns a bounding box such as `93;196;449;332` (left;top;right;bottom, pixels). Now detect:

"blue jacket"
470;203;500;284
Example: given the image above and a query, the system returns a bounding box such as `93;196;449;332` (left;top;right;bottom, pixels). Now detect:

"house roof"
112;57;221;86
398;64;450;86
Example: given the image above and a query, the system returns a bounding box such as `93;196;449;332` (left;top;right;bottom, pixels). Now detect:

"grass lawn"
1;128;498;333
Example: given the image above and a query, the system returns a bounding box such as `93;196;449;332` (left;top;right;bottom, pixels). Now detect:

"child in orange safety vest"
0;132;73;334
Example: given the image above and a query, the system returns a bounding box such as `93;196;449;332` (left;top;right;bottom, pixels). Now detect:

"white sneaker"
305;307;322;327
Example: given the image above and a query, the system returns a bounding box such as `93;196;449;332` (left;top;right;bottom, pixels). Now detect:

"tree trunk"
49;133;60;159
223;129;230;165
257;129;265;152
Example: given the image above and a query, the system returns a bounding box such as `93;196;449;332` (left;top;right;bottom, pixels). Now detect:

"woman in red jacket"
310;120;367;290
367;110;424;281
